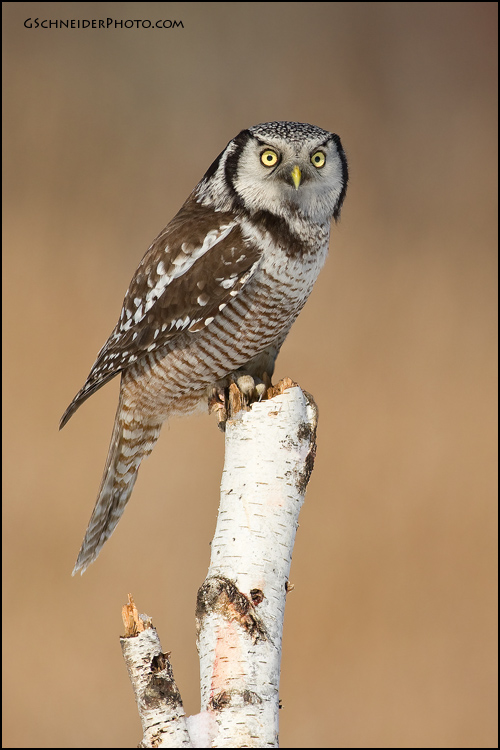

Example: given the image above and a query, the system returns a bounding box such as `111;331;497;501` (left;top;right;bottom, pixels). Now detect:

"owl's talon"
209;371;273;426
226;372;272;416
255;382;267;401
234;374;258;402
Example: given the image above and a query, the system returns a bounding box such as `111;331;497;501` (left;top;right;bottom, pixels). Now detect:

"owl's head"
195;121;348;225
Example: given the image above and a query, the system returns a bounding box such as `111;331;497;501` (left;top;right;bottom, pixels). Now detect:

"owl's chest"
239;215;330;307
254;237;329;308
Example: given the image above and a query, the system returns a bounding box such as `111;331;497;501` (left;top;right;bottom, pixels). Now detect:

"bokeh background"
3;3;497;747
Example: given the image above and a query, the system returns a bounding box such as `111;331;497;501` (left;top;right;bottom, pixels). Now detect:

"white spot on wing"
219;276;238;289
123;222;238;327
169;223;236;281
174;315;191;330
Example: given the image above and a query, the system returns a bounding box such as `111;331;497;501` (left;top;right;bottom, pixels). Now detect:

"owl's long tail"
72;392;162;575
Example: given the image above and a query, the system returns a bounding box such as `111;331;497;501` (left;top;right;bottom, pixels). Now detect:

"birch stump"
120;379;318;748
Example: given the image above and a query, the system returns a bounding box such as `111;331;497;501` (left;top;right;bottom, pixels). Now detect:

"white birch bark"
195;381;318;748
120;596;192;748
121;382;318;747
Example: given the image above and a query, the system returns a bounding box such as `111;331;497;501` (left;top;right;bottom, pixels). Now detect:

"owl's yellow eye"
260;149;279;168
311;151;326;168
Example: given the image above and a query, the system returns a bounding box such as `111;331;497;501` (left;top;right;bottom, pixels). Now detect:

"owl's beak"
291;165;302;190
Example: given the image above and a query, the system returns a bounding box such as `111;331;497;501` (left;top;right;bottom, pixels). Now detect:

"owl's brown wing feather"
60;198;262;428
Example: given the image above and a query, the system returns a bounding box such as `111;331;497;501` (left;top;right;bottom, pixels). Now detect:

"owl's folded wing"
60;199;262;428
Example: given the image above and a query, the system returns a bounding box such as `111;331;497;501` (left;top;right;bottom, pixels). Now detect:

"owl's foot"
208;372;272;431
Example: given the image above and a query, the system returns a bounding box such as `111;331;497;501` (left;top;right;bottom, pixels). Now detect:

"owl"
61;121;348;574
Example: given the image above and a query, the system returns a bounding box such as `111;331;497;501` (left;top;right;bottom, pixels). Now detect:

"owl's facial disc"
196;122;347;223
222;128;346;224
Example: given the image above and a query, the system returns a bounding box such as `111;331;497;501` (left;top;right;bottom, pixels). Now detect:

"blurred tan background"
3;2;497;747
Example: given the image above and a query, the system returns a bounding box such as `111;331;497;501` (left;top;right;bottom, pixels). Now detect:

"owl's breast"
200;227;330;361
